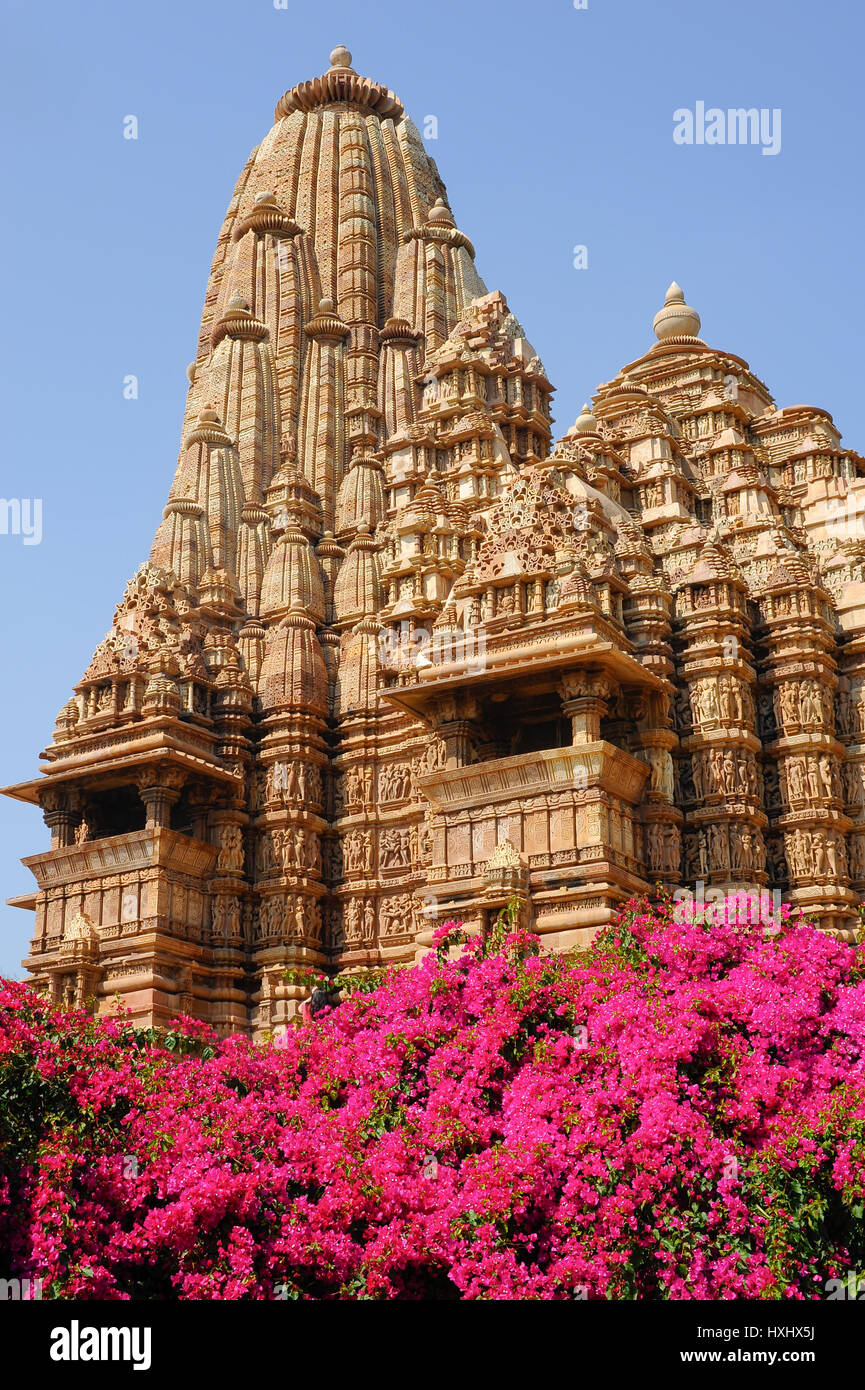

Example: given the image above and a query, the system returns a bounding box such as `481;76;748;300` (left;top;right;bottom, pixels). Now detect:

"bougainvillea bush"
1;898;865;1300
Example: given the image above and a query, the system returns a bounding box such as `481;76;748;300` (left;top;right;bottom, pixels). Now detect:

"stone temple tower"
6;49;865;1034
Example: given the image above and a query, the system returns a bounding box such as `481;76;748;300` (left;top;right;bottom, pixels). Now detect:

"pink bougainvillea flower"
0;896;863;1300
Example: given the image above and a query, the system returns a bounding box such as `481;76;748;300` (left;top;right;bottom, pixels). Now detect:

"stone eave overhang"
7;892;37;911
1;729;242;807
382;634;663;721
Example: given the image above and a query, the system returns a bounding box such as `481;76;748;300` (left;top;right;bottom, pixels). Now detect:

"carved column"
558;672;613;744
675;561;767;892
629;693;681;886
836;635;865;905
756;574;854;931
429;692;483;767
136;767;186;830
206;659;254;1021
40;787;82;850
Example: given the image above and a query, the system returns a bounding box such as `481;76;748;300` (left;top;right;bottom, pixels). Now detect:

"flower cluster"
1;897;864;1300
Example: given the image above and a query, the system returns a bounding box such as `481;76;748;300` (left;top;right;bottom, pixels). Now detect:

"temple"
5;48;865;1035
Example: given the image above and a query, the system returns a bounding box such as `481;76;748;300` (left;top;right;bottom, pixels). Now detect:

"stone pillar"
675;561;767;893
636;717;682;886
757;576;854;930
836;637;865;903
136;767;186;830
429;692;482;769
40;787;81;849
558;673;613;744
438;720;475;768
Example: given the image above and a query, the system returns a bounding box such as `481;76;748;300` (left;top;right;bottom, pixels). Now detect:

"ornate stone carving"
216;824;244;873
8;51;865;1040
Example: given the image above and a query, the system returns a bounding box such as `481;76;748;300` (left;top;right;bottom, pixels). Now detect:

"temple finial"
571;402;598;435
653;281;701;340
329;45;352;69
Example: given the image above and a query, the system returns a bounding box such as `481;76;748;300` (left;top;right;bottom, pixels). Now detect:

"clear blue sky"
1;0;863;977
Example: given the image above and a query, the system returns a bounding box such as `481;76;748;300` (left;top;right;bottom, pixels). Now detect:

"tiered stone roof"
6;48;865;1033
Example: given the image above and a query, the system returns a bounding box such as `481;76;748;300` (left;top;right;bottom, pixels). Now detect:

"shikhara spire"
5;50;865;1036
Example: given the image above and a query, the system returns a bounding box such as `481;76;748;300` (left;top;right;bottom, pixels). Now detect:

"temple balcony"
419;741;648;886
384;621;664;948
22;827;218;894
17;826;223;1022
19;827;220;956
